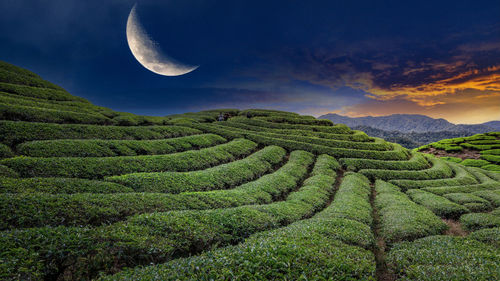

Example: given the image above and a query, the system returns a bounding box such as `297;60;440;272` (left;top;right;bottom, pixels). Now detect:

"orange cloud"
332;89;500;124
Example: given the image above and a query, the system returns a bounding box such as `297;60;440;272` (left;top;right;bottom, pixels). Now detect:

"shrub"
227;116;352;134
0;143;13;158
315;173;372;225
0;82;85;101
468;227;500;247
440;156;462;163
16;134;226;157
423;183;500;196
256;115;333;126
443;193;492;212
461;159;491;167
0;151;314;229
387;236;500;280
481;164;500;171
406;189;469;219
340;152;430;171
481;154;500;164
390;163;478;190
0;165;18;178
375;180;447;243
481;149;500;155
460;212;500;231
107;146;287;193
473;190;500;207
0;177;132;194
0;120;201;146
2;139;257;179
0;103;112;125
359;155;452;181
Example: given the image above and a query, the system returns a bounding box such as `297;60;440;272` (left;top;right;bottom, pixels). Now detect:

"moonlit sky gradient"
0;0;499;123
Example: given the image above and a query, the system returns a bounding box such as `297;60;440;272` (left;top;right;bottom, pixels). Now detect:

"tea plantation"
0;60;499;280
417;133;500;172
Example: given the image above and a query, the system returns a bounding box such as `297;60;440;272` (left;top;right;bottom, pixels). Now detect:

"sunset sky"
1;0;499;124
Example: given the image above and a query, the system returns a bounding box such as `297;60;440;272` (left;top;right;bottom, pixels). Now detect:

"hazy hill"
320;113;496;134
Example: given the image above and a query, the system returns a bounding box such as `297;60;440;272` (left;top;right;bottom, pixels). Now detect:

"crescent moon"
126;4;198;76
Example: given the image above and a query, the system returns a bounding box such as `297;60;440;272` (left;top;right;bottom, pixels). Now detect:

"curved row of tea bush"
0;120;201;146
459;208;500;231
359;156;452;181
0;154;341;280
218;122;391;150
1;138;257;179
314;173;373;225
340;151;430;171
375;180;447;244
16;134;226;157
0;177;133;194
254;115;333;126
443;192;492;212
213;120;372;141
107;146;287;193
97;173;377;281
0;150;313;229
228;116;352;134
406;189;469;218
0;103;112;125
387;235;500;280
389;162;478;190
0;81;87;102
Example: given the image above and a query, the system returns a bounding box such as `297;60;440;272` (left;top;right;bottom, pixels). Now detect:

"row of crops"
0;60;499;280
417;132;500;171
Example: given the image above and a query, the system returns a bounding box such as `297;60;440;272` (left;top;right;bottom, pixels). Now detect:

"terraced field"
0;60;499;280
417;133;500;172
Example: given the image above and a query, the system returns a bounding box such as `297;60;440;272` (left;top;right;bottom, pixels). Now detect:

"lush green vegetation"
418;132;500;171
1;60;499;280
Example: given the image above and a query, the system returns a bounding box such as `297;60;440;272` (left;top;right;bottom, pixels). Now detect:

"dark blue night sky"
1;0;499;123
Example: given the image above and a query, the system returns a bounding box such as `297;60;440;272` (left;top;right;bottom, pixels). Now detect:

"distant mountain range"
319;113;498;133
319;113;500;149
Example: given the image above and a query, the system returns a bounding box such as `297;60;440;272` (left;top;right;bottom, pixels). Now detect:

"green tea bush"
423;183;500;196
468;227;500;247
390;162;478;190
0;177;132;194
2;139;257;179
340;152;430;171
0;164;18;178
16;134;226;157
256;115;333;126
375;180;447;243
443;193;492;212
387;236;500;280
473;190;500;207
0;143;13;158
481;164;500;171
481;154;500;164
0;82;89;102
107;146;287;193
460;212;500;231
481;149;500;155
314;173;372;225
228;116;352;134
0;103;112;124
0;120;201;146
440;156;462;163
460;159;491;167
406;189;469;218
0;151;314;229
359;156;452;181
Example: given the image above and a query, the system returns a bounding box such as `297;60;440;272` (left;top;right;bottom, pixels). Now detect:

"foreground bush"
387;236;500;280
0;177;132;194
375;180;447;243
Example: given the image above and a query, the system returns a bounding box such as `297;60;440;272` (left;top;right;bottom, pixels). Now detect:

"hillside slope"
0;61;499;281
417;133;500;172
